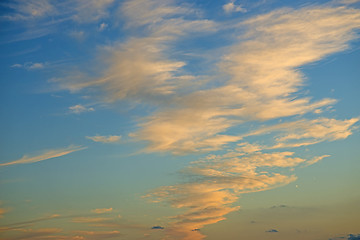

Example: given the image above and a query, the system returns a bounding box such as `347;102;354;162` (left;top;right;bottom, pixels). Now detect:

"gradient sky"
1;0;360;240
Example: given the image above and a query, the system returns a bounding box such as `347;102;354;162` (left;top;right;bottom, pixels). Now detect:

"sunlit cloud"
9;228;63;240
223;1;247;14
2;0;56;21
73;230;122;239
91;208;114;214
86;135;121;143
71;0;115;23
2;1;360;240
68;104;95;114
72;217;112;223
98;22;108;31
145;149;306;239
0;146;86;167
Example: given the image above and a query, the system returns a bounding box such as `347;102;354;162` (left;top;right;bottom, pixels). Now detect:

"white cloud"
223;1;247;14
69;104;95;114
11;62;45;70
86;135;121;143
98;22;108;31
0;145;86;167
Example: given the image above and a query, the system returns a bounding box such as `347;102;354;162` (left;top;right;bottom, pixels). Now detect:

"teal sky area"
1;0;360;240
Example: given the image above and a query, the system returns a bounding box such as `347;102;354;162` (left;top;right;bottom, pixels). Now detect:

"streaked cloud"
0;208;8;219
68;104;94;114
0;146;86;167
71;0;115;23
73;230;122;239
86;135;121;143
330;234;360;240
130;3;360;154
2;0;56;21
72;217;112;223
9;228;63;240
145;150;305;239
91;208;113;214
223;1;247;14
11;62;46;70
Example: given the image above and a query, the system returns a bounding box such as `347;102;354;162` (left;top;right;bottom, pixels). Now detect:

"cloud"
129;3;360;154
71;0;115;23
266;229;279;233
270;204;288;208
145;150;302;239
348;234;360;240
223;1;247;14
3;0;115;23
0;145;86;167
240;118;359;150
68;104;95;114
11;62;46;70
56;1;216;103
91;208;114;214
330;234;360;240
2;0;56;21
10;228;63;240
98;22;108;31
73;230;122;239
86;135;121;143
69;30;86;41
0;208;9;219
72;217;112;223
151;226;164;230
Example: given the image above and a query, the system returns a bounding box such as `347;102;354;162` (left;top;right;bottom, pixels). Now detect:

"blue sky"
1;0;360;239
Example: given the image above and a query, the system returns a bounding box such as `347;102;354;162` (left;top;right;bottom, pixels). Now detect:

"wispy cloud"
91;208;114;214
0;145;86;167
2;0;56;21
55;0;216;102
72;217;112;223
223;1;247;14
129;3;360;154
145;149;305;239
86;135;121;143
73;230;122;239
68;104;95;114
11;62;46;70
98;22;108;31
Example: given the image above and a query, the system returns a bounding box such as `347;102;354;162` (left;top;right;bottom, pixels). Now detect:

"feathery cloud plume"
73;230;122;239
0;145;86;167
86;135;121;143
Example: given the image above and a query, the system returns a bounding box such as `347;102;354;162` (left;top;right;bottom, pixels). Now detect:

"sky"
0;0;360;239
